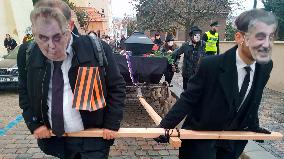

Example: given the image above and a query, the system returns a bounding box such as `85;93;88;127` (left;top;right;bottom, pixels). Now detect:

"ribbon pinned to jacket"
72;67;106;111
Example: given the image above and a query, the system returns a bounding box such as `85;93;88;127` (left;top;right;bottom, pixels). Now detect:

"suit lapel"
71;36;93;65
29;44;46;68
245;63;269;101
219;46;239;107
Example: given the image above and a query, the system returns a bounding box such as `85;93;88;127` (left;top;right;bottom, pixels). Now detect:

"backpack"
25;35;108;69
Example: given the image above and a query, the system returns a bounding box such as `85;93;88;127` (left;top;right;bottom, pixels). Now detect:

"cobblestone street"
0;72;283;159
0;87;179;159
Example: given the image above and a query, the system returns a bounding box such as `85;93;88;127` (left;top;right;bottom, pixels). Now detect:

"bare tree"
134;0;235;39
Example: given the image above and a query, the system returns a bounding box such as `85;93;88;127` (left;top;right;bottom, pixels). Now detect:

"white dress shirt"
47;36;84;132
236;49;256;108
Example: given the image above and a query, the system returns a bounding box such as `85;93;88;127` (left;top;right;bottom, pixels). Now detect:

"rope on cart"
124;51;143;97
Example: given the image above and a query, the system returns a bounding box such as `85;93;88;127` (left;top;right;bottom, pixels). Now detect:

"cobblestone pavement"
0;89;179;159
258;89;284;158
0;71;283;159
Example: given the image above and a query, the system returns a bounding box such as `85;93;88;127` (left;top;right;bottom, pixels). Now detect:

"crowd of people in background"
79;21;219;89
2;18;220;90
149;21;220;89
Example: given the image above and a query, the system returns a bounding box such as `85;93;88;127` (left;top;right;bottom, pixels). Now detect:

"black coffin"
124;32;154;56
114;54;168;84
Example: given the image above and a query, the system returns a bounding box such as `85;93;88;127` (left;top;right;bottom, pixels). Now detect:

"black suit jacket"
18;36;126;132
160;45;272;131
17;36;126;157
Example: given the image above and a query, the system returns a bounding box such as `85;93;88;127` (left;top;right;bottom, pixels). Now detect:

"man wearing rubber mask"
157;9;278;159
32;9;70;61
173;26;206;90
192;31;201;43
242;17;276;65
17;0;126;158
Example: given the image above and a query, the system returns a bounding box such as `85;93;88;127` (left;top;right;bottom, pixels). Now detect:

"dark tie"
237;66;251;111
51;61;65;137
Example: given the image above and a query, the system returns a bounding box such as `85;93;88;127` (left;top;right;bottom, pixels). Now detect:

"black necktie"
51;61;65;137
237;66;251;110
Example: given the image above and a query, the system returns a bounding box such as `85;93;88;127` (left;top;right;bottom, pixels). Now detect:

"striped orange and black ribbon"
72;67;106;111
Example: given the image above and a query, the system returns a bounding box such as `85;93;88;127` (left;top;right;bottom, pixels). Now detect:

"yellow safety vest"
205;31;218;52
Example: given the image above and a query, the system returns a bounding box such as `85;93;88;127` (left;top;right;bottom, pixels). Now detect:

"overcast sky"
111;0;265;18
111;0;136;18
234;0;264;16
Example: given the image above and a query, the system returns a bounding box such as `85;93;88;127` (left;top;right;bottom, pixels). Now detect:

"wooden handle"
53;128;282;141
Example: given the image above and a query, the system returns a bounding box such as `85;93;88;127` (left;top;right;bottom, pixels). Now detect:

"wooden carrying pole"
139;97;182;148
138;97;162;125
62;128;283;141
55;95;283;148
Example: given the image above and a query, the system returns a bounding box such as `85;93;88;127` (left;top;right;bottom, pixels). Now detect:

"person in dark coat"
88;30;97;38
17;1;125;159
153;33;163;49
4;34;17;53
119;34;126;50
160;34;178;86
173;26;205;90
157;9;278;159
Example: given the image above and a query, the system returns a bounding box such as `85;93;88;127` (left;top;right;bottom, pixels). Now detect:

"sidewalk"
244;141;278;159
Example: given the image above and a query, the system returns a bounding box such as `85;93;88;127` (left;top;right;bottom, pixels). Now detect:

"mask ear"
235;32;245;45
244;34;250;47
69;20;75;31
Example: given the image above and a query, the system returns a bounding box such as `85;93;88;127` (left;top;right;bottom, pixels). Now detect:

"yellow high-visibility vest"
205;31;218;52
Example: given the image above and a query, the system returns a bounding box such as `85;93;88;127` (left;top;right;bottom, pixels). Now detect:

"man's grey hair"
34;0;72;21
235;9;278;33
30;7;68;33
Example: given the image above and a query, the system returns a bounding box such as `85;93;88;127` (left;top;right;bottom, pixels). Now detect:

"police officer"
203;21;220;55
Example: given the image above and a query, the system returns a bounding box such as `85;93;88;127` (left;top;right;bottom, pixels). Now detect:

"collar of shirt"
236;48;256;72
66;36;74;56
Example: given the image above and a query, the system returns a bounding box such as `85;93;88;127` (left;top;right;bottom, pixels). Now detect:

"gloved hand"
153;125;170;143
253;127;271;143
254;127;271;134
153;135;169;143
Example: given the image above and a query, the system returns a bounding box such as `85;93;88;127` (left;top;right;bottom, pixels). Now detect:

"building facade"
70;0;112;36
0;0;33;56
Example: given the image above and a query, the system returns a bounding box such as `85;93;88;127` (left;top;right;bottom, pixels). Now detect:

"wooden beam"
138;97;162;125
179;130;283;140
63;128;164;138
169;137;182;148
138;97;182;148
59;128;283;141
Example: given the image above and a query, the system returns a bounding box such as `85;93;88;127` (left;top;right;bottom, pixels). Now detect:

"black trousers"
165;64;174;85
179;139;248;159
183;77;189;90
64;138;110;159
38;137;112;159
205;51;217;56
